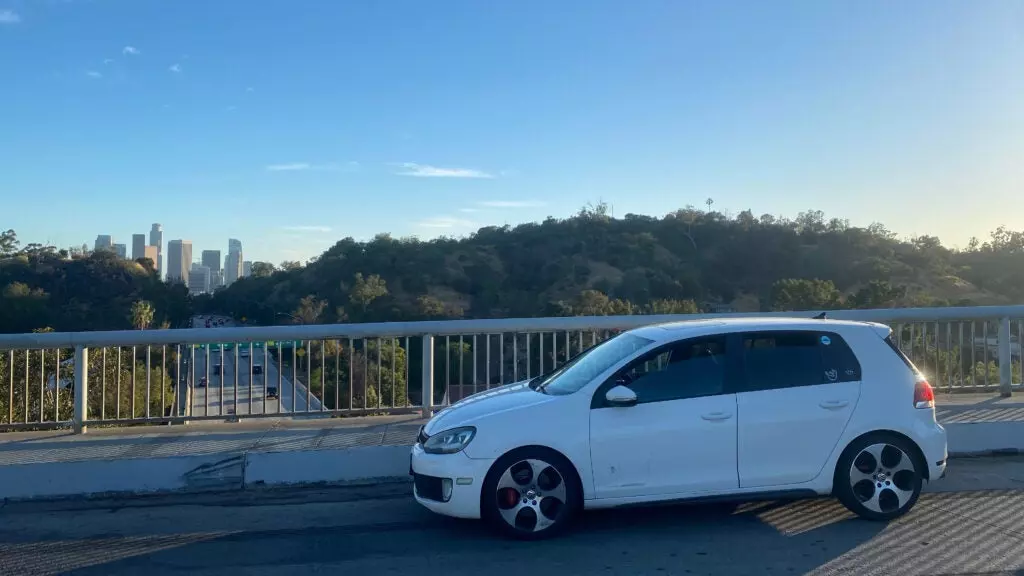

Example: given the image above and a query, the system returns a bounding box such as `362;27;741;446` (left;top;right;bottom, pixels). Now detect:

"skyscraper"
166;240;192;284
202;250;223;290
142;245;158;269
225;238;243;285
201;250;222;272
149;224;163;279
113;243;127;259
131;234;147;260
94;235;113;252
188;264;212;294
243;261;253;278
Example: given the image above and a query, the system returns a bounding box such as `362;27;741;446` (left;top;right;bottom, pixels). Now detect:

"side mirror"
605;385;637;408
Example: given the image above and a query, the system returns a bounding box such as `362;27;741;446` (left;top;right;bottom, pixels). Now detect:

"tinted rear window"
741;330;862;392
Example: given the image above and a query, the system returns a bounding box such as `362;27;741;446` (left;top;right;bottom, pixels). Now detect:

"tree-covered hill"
4;205;1023;335
204;204;1024;326
0;230;191;334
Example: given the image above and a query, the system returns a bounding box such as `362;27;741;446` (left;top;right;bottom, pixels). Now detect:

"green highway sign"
193;340;298;350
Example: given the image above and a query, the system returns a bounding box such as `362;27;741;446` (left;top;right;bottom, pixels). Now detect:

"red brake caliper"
502;488;519;507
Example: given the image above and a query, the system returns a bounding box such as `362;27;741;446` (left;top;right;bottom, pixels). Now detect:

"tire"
480;447;582;540
834;433;924;521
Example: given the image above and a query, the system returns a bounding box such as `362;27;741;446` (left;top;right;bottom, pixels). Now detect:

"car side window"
611;336;728;405
740;330;861;392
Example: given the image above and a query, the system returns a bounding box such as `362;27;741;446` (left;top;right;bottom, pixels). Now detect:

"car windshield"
535;333;654;396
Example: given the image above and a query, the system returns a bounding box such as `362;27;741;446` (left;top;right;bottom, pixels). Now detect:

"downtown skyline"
87;223;253;293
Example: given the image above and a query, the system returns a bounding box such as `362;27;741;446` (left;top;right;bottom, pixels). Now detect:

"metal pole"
421;335;434;418
73;346;89;434
999;316;1012;397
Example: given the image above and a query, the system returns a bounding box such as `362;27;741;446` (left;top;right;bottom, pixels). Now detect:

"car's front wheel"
834;433;924;521
480;447;581;540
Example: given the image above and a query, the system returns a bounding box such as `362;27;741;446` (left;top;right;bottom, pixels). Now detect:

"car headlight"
422;426;476;455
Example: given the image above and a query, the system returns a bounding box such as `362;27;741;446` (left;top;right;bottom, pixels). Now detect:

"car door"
736;330;862;488
589;335;740;500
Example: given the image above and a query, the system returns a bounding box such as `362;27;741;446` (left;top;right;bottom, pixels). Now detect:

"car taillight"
913;379;935;409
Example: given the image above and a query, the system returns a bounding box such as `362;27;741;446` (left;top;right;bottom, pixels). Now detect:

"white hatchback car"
410;318;948;539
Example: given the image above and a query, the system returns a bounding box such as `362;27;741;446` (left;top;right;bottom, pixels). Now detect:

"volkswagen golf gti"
410;317;947;539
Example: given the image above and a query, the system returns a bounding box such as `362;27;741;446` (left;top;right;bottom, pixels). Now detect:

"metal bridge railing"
0;305;1022;433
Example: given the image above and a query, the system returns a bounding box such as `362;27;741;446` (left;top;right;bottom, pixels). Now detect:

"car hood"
424;380;553;434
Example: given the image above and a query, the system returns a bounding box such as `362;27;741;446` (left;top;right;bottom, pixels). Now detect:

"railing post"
998;316;1012;397
73;346;89;434
421;335;434;418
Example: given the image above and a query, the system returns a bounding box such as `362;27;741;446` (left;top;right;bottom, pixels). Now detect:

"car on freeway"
197;376;207;388
266;386;278;399
409;317;947;540
213;363;221;373
252;365;264;375
239;346;250;358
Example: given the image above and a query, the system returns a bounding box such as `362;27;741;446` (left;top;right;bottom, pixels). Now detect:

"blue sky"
1;0;1022;264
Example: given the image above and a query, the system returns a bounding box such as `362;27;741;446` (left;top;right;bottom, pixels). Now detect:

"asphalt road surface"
1;457;1023;576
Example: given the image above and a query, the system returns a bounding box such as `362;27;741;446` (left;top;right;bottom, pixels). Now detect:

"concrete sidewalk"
0;393;1022;501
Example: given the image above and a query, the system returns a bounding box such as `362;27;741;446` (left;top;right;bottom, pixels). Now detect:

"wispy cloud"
122;46;139;55
0;10;21;24
266;162;310;171
265;161;358;172
415;217;476;229
281;225;332;233
168;63;182;73
85;70;102;79
477;200;546;208
458;208;482;213
246;87;255;93
103;58;114;65
396;163;494;179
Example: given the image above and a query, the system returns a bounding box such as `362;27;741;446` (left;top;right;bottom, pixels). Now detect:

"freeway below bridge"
190;345;323;416
1;457;1023;575
185;315;323;416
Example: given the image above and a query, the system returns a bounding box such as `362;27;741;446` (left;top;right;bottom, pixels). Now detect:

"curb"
948;448;1021;459
1;443;1021;505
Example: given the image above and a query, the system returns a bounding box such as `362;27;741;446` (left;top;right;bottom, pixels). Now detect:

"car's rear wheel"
834;433;924;521
481;447;581;540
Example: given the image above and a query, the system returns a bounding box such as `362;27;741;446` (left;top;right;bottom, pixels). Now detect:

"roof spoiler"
812;312;827;320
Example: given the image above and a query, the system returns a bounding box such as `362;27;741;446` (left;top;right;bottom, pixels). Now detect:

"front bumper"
410;443;494;519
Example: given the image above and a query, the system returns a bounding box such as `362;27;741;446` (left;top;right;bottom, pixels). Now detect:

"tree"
348;273;388;311
251;261;276;278
130;300;155;330
768;279;841;312
0;233;190;334
0;229;18;256
293;295;327;325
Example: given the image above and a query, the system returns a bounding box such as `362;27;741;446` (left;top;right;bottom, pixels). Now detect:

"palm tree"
130;300;155;330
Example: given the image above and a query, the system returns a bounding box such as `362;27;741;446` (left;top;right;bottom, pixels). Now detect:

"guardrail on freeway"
0;305;1023;433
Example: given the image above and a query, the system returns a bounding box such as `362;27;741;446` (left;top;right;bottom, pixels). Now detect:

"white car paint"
411;317;947;523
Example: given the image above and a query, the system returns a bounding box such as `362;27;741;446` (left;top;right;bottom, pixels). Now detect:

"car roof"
631;317;889;343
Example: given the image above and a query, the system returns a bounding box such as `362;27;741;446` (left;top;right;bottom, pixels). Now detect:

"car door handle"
701;412;732;421
819;400;849;410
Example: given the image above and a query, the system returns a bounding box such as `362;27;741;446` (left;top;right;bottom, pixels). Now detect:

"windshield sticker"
820;335;832;346
825;369;838;381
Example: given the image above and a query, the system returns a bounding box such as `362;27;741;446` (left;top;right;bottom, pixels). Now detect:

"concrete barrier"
244;445;410;488
0;453;244;501
945;422;1024;457
1;422;1021;502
